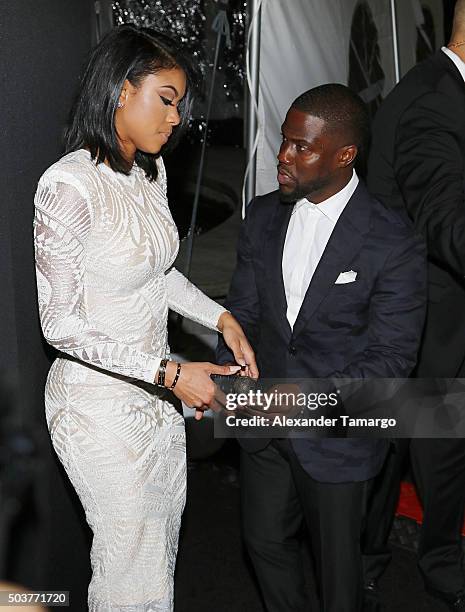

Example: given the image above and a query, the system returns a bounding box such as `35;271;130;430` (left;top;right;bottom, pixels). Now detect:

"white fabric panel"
254;0;424;197
256;0;396;196
396;0;444;77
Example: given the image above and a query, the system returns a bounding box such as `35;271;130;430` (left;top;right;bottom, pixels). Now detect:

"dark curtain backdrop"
0;2;95;609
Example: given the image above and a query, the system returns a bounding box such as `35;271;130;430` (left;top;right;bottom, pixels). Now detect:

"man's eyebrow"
281;131;312;146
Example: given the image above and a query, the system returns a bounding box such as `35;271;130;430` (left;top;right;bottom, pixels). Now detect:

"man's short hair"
291;83;370;156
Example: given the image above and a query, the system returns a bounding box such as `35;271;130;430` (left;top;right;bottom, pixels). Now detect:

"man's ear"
337;144;358;168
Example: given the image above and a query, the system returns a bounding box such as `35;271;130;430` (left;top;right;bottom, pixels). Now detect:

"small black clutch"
210;373;258;396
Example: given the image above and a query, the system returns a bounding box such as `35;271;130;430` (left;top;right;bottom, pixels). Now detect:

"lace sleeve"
34;177;163;383
165;267;227;330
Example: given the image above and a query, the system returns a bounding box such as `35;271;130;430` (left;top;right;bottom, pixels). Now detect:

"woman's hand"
217;312;259;379
165;361;241;420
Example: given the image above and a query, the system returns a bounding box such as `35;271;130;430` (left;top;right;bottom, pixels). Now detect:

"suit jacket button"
289;345;297;355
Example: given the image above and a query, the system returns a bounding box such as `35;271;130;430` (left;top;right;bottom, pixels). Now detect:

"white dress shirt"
282;170;359;328
441;46;465;83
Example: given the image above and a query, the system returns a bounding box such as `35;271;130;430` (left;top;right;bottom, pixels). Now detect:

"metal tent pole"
390;0;401;83
243;0;262;211
183;2;231;279
93;0;114;44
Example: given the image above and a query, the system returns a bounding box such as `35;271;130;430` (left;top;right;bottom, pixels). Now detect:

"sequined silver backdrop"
112;0;247;136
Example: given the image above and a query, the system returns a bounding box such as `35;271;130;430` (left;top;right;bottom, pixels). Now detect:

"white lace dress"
33;149;226;611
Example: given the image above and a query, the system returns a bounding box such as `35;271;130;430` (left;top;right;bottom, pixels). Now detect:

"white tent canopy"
248;0;444;199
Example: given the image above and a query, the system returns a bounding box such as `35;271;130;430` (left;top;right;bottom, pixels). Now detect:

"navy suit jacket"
217;181;427;483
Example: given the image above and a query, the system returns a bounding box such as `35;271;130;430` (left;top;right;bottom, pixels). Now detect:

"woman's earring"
117;101;124;108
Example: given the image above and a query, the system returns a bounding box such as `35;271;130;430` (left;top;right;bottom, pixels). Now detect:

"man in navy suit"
217;84;426;611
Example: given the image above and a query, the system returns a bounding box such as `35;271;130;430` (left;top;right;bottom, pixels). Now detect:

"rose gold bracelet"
169;362;182;390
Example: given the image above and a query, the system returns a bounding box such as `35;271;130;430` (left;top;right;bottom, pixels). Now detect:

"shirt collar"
442;46;465;83
293;170;359;222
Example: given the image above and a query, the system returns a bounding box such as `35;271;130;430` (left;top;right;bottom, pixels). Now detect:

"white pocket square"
335;270;357;284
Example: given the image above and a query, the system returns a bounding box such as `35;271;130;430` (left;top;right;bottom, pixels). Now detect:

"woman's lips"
159;132;171;143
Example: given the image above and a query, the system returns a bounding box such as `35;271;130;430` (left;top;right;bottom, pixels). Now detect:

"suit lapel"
292;183;371;338
435;49;465;91
263;197;294;340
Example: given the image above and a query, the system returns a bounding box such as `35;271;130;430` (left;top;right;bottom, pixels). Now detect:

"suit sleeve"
331;233;427;379
393;92;465;276
216;200;261;364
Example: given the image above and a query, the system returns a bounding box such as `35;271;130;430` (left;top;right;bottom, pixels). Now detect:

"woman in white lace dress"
33;26;257;611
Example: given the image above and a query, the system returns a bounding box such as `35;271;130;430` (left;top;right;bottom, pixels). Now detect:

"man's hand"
217;312;259;379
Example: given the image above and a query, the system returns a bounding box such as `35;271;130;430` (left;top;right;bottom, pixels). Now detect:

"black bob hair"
65;25;198;181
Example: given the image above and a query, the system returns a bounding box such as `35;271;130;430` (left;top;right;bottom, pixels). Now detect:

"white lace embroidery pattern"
34;150;226;611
